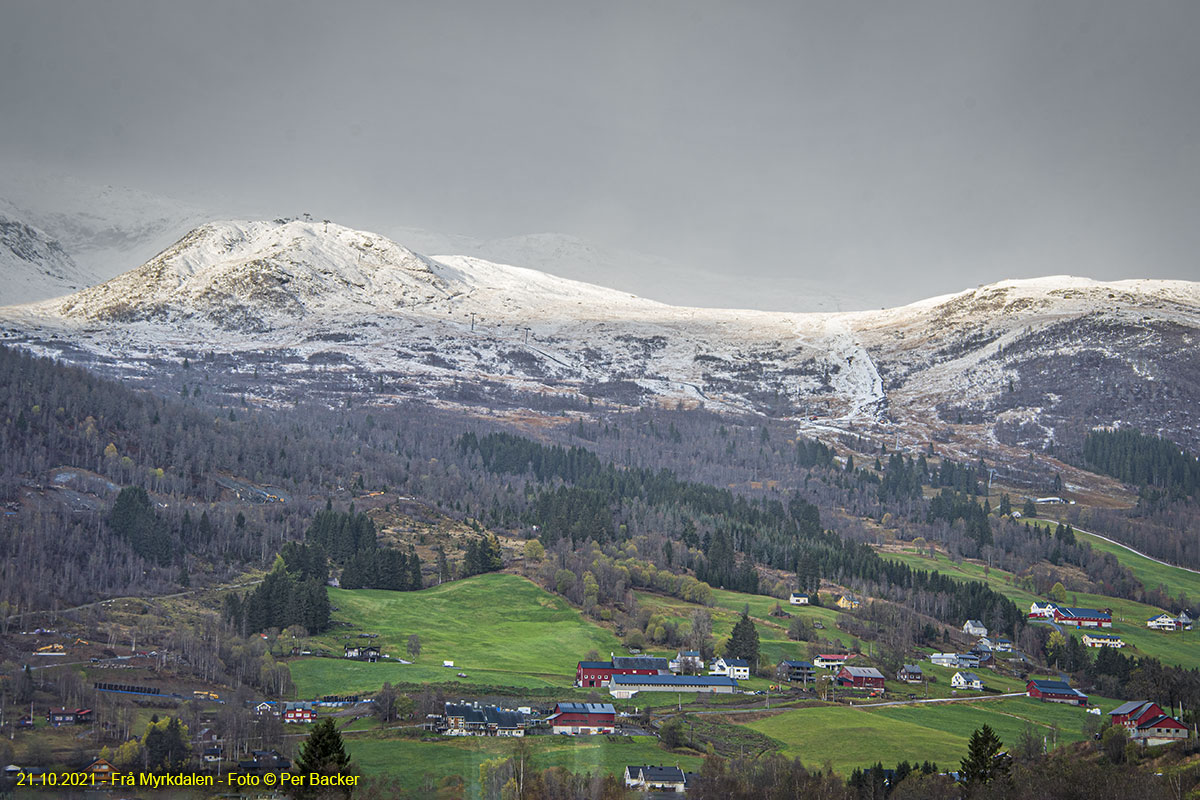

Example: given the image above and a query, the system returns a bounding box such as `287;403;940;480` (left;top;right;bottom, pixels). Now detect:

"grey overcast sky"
2;0;1198;309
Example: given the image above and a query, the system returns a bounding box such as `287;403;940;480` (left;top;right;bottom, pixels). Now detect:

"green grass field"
880;543;1200;669
290;574;624;696
348;735;702;794
743;696;1110;773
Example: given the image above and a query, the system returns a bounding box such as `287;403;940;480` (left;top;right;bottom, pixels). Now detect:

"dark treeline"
1083;428;1200;499
460;431;1026;638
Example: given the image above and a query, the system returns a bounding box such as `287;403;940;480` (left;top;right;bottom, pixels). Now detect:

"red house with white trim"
283;708;317;723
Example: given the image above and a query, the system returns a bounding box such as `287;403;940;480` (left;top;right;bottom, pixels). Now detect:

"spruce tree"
292;718;352;798
959;724;1009;794
726;611;760;669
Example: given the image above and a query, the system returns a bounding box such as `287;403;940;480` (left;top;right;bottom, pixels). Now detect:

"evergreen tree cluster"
461;534;503;577
1083;428;1200;499
224;552;331;634
107;486;175;566
928;489;993;545
303;507;423;591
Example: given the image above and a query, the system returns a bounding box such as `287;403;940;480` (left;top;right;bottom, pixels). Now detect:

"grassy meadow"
348;735;702;794
291;574;623;696
743;695;1113;773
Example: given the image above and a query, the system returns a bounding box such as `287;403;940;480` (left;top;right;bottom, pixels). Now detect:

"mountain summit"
3;218;1199;457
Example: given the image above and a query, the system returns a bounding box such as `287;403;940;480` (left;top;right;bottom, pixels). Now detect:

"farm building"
576;656;668;687
1110;700;1190;744
546;702;616;735
836;665;885;690
1027;679;1088;705
789;592;810;605
1082;633;1125;648
778;660;816;683
668;651;704;674
441;703;528;737
952;672;984;690
1053;607;1112;628
624;765;687;792
609;674;737;698
897;665;923;683
710;657;751;679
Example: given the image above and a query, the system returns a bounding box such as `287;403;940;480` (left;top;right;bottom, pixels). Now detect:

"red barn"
547;702;616;735
1026;679;1088;705
1052;607;1112;628
1110;700;1166;730
836;665;885;689
576;656;667;687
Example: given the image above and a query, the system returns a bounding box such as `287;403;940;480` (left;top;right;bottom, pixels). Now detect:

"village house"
1026;679;1088;705
46;708;91;726
546;702;616;735
253;701;279;716
1082;632;1125;648
952;672;984;691
789;592;810;606
575;656;669;687
283;707;317;724
203;746;224;764
897;665;923;684
344;643;381;662
1029;602;1060;619
239;750;290;774
931;652;980;669
836;665;885;690
441;703;528;737
668;650;704;674
778;660;817;683
836;594;861;610
1147;613;1179;631
962;620;988;637
609;674;738;699
709;657;751;680
624;765;687;792
814;653;854;670
83;759;118;783
1052;607;1113;628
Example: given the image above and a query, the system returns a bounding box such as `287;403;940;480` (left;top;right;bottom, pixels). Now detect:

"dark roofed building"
609;674;737;698
443;703;529;736
1027;679;1088;705
547;702;616;735
778;660;816;683
624;765;686;792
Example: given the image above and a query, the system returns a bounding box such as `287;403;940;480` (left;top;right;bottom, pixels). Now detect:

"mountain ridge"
2;218;1197;461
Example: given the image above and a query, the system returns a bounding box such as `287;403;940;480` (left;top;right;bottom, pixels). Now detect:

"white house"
1147;613;1179;631
952;671;984;691
1082;632;1125;648
789;592;810;606
813;654;853;670
962;620;988;637
709;657;750;680
1029;602;1058;619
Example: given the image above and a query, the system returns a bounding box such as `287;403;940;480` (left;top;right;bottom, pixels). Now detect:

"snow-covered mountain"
2;218;1197;459
0;165;209;302
0;206;92;304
